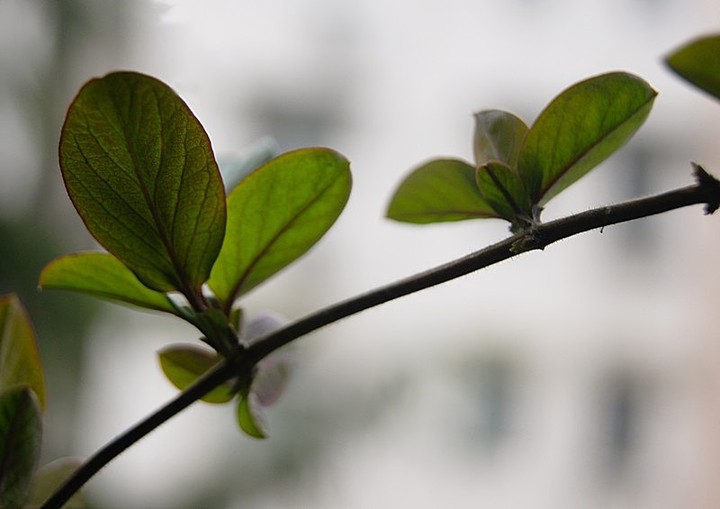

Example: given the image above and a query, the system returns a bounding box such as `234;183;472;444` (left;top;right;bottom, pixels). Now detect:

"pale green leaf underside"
0;387;42;509
666;34;720;101
473;110;529;168
158;344;235;403
387;159;499;223
0;295;46;411
27;458;85;509
59;71;227;294
519;71;657;206
209;148;351;310
39;253;176;315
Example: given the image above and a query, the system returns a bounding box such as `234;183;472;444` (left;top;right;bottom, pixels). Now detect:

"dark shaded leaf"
208;148;351;310
666;35;720;101
0;296;45;410
59;71;226;295
387;159;500;223
0;387;42;509
39;253;175;315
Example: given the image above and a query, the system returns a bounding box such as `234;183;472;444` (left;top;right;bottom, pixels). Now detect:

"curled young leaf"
208;148;351;311
39;252;176;315
473;110;529;168
518;72;657;206
666;34;720;102
387;159;500;224
59;71;227;296
0;295;46;411
475;161;532;228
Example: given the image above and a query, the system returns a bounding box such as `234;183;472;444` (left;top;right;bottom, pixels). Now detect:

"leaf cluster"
387;72;657;232
40;72;352;438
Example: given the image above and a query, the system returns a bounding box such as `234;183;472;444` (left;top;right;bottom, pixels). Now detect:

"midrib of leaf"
485;165;523;217
114;89;191;293
226;173;342;308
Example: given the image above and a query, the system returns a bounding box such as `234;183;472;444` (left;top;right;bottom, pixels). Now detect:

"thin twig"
41;166;720;508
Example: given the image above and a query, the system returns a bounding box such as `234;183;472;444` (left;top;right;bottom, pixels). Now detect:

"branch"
247;163;719;362
42;164;719;509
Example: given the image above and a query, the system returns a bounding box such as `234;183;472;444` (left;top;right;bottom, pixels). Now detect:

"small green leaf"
208;148;351;310
236;393;268;439
27;458;85;509
0;295;46;411
157;344;235;403
518;72;656;206
387;159;500;224
473;110;529;168
666;34;720;101
475;161;532;226
0;387;42;509
59;71;227;295
39;253;176;315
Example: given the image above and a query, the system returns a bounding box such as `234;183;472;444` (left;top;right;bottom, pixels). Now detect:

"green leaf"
0;295;46;411
39;253;176;315
666;34;720;101
518;72;657;206
475;161;532;226
208;148;351;309
27;458;85;509
157;344;235;403
386;159;500;224
59;71;227;295
0;387;42;509
473;110;529;167
236;393;268;439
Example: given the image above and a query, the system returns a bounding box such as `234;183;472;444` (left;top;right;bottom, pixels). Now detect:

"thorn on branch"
691;162;720;215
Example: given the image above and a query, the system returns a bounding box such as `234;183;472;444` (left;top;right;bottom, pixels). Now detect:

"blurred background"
2;0;720;507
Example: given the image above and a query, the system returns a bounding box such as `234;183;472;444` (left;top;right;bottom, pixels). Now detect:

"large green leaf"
0;296;45;411
666;35;720;101
208;148;351;310
475;161;532;226
39;253;176;315
387;159;500;223
473;110;529;168
0;387;42;509
158;344;235;403
59;71;227;295
518;72;656;206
